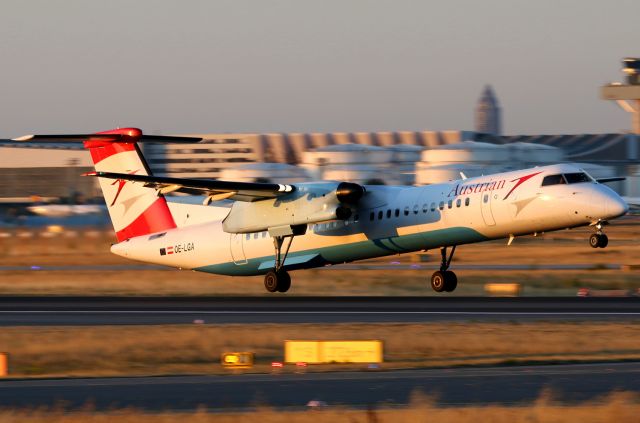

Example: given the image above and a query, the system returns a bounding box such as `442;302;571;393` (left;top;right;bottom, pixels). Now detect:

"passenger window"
404;207;410;216
395;209;400;217
387;209;391;218
447;200;453;209
431;202;436;212
245;234;251;241
439;201;445;210
422;203;428;213
354;214;359;222
465;198;470;206
483;194;489;203
413;205;419;214
378;210;383;220
456;199;461;208
541;174;566;186
253;233;259;239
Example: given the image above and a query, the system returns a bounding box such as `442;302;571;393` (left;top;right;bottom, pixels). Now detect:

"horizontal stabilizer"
12;134;203;143
85;171;296;202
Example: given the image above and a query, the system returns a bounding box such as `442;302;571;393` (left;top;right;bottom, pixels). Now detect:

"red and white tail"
13;127;203;241
86;128;176;241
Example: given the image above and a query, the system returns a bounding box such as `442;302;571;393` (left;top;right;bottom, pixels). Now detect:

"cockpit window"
542;172;594;187
541;174;566;186
564;172;592;184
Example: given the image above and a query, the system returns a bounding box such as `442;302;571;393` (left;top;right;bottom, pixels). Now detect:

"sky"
1;0;638;136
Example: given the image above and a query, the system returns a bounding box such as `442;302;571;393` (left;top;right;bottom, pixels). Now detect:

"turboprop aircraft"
13;128;629;293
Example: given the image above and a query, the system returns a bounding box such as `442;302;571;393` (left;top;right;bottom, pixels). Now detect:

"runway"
1;362;639;410
0;296;639;325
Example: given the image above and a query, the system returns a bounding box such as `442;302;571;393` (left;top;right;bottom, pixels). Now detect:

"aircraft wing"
85;171;295;203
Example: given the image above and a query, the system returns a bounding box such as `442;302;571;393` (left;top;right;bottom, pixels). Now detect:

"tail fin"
87;128;177;241
14;127;202;241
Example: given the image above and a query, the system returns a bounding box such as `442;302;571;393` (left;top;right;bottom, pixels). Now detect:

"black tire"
264;271;279;293
276;270;291;292
444;271;458;292
589;234;600;249
598;234;609;248
431;271;446;293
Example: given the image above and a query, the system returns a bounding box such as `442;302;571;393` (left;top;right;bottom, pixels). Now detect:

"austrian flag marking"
159;243;195;256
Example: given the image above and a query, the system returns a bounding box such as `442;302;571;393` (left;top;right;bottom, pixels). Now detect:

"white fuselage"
111;164;628;276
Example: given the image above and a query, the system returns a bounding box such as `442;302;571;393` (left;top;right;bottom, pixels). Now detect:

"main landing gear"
431;246;458;293
264;235;293;293
589;221;609;249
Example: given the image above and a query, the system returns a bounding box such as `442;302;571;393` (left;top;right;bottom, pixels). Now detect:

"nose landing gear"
589;233;608;248
431;246;458;293
589;221;609;249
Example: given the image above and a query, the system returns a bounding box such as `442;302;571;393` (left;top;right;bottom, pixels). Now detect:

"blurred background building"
475;85;501;136
0;142;96;203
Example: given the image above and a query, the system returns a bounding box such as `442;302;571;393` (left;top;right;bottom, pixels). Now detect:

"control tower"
601;57;640;134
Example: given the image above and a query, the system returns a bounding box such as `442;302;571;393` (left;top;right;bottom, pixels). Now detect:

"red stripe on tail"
115;197;177;242
84;128;141;166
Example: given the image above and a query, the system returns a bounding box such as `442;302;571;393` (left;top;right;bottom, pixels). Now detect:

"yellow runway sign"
221;352;254;368
285;340;383;364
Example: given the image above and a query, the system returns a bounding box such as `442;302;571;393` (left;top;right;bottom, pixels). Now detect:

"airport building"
142;134;262;179
0;142;96;202
475;85;501;136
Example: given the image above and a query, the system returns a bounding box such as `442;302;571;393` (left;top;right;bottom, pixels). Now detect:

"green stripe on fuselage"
194;226;487;276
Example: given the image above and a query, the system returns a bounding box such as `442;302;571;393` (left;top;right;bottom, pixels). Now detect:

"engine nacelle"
222;181;364;234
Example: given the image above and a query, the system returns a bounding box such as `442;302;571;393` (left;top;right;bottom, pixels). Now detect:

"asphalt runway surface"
1;362;639;411
0;296;639;325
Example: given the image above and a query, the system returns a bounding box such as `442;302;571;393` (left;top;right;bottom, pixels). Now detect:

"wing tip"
12;135;35;141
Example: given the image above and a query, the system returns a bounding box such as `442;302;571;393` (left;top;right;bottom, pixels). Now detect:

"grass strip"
1;322;639;377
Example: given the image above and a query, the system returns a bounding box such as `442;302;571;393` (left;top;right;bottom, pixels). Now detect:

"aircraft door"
480;189;496;226
230;233;248;264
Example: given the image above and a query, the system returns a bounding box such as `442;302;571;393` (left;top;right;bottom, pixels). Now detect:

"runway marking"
1;311;640;315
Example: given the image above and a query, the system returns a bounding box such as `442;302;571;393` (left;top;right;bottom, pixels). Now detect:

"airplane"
13;128;629;293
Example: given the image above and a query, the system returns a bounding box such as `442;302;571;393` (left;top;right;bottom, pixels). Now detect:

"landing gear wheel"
431;245;459;293
597;234;608;248
264;270;291;293
443;271;458;292
431;271;446;293
264;271;279;293
276;270;291;292
589;234;609;249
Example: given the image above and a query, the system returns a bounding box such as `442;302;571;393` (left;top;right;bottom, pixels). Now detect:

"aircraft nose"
606;195;628;218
